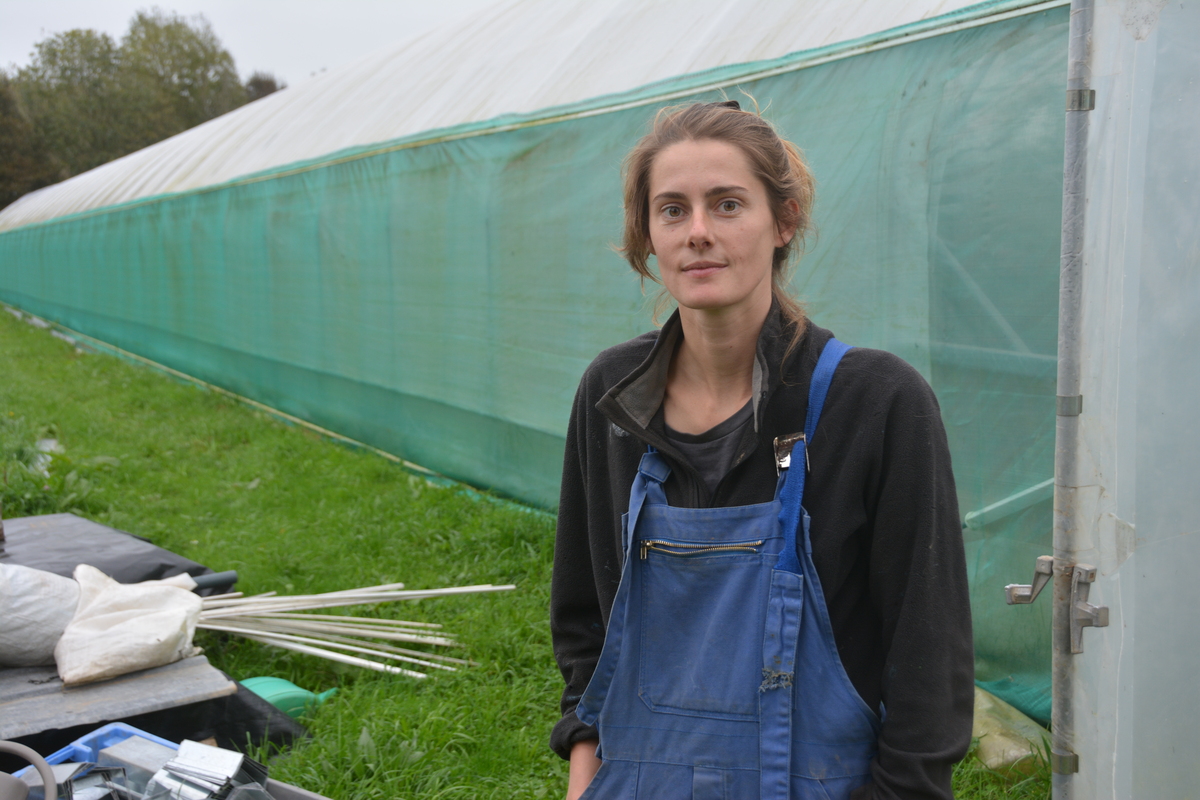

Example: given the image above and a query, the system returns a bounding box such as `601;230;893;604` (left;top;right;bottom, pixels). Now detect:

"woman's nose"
687;212;712;249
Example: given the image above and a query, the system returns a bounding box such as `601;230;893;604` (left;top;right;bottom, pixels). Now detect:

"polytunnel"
1026;0;1200;796
0;0;1073;744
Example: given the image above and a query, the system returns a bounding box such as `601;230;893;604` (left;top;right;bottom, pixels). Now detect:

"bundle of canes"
199;582;514;678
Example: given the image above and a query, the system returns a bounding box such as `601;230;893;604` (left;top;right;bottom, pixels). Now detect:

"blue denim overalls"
576;339;879;799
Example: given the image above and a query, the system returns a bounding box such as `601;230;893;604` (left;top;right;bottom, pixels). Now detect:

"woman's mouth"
681;261;726;277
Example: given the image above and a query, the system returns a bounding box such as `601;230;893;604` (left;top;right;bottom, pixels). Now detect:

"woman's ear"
775;199;801;247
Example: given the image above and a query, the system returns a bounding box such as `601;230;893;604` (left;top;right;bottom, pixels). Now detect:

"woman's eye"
720;200;740;213
663;206;683;218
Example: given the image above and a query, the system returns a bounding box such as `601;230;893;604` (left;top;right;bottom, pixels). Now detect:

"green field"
0;307;1048;799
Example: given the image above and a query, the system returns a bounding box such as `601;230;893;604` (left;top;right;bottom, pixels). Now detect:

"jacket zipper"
639;539;764;560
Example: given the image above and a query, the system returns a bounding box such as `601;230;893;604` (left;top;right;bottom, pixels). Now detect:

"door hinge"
1051;749;1079;774
1067;89;1095;111
1057;394;1083;416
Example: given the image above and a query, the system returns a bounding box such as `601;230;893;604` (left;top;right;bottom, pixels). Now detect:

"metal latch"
1069;564;1108;654
1005;556;1109;653
773;432;806;474
1005;555;1054;604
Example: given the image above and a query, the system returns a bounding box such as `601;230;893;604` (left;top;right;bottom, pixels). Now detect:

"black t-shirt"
661;400;754;499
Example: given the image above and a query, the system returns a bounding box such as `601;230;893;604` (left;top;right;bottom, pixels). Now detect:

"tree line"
0;9;284;211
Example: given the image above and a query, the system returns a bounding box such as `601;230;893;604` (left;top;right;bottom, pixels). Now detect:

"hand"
566;739;601;800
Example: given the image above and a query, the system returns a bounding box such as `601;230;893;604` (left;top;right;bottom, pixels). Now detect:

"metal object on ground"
143;740;267;800
0;740;58;800
20;762;89;800
97;736;176;793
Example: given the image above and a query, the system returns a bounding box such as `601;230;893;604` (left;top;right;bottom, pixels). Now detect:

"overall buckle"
773;432;805;474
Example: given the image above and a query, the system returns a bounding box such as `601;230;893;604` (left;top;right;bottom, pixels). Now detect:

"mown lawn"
0;307;1048;799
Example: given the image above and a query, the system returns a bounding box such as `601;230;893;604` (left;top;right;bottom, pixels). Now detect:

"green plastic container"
240;677;337;719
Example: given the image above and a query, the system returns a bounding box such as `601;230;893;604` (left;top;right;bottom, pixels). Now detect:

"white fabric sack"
0;563;81;666
54;564;202;685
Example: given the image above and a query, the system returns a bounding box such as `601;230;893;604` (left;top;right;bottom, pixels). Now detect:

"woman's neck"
663;293;771;434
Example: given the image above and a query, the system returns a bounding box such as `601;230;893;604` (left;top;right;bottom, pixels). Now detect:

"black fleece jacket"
549;307;974;800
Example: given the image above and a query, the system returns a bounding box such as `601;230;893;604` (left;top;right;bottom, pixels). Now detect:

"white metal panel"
0;0;993;231
1068;0;1200;796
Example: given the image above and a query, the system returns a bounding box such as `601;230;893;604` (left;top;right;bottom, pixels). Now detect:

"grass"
0;307;1048;799
953;747;1051;800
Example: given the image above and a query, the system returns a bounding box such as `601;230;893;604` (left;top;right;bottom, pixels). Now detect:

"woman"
550;101;973;800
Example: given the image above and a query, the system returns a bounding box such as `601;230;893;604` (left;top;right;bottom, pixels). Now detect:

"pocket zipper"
639;539;765;560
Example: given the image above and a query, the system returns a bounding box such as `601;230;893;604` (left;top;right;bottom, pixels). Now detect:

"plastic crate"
12;722;178;779
50;722;178;764
12;721;331;799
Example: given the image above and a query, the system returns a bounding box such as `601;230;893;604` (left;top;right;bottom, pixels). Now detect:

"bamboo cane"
248;612;444;629
288;630;472;668
304;633;477;671
235;633;426;678
206;616;458;646
203;613;452;635
200;583;512;608
201;591;244;601
222;618;457;644
199;622;452;673
199;585;514;617
210;618;469;663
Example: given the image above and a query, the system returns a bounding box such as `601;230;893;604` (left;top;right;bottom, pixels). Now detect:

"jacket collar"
596;300;806;446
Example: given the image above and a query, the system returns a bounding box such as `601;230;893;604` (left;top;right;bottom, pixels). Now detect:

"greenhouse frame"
1;0;1195;796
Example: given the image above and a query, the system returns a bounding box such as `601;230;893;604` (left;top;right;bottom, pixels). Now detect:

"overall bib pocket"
638;542;769;720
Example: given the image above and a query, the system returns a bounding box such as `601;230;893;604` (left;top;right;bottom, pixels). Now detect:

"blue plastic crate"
11;721;330;799
12;722;177;778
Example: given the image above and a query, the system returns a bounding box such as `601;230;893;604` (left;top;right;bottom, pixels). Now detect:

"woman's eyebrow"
706;185;749;198
652;185;751;204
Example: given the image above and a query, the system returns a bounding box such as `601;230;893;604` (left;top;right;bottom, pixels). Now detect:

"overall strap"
775;338;852;573
624;447;670;553
805;338;852;443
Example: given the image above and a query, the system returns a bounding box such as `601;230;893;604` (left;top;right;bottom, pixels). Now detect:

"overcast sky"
1;0;502;86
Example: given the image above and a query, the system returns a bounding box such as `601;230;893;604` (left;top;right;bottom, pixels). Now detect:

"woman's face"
647;138;794;316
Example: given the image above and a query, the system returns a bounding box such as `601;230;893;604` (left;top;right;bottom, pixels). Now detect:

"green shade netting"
0;7;1066;722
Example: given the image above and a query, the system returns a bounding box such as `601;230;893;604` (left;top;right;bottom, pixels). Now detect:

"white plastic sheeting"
1062;0;1200;796
0;0;993;231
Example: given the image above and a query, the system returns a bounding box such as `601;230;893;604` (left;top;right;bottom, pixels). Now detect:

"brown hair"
620;99;815;352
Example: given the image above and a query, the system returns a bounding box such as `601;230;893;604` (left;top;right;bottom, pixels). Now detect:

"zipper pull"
640;541;649;560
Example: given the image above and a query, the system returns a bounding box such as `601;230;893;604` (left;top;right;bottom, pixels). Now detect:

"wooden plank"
0;655;237;739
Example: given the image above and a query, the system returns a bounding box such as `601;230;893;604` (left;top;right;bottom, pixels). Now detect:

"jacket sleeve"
854;368;975;800
548;378;604;759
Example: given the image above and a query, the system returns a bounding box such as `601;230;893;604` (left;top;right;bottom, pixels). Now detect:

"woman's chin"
673;289;767;316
